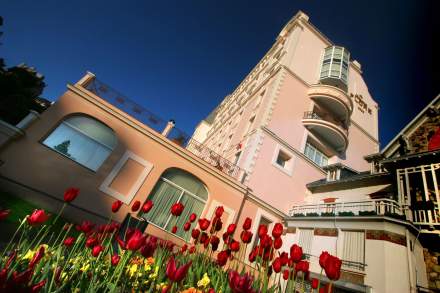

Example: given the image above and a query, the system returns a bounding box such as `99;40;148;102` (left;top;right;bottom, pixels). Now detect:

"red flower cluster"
228;270;256;293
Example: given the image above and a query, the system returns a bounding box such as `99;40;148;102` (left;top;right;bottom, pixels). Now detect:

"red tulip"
210;236;220;251
295;260;309;273
189;213;197;222
64;237;75;247
242;217;252;230
198;218;210;231
0;209;10;221
111;254;120;266
248;247;257;263
207;289;215;293
272;223;283;238
290;244;303;262
76;220;95;234
282;269;290;280
324;255;342;281
27;210;49;226
274;237;283;249
31;279;47;293
170;202;184;216
12;268;33;284
228;270;255;293
260;234;273;248
63;187;80;203
258;224;268;238
131;200;141;212
171;226;177;233
229;240;240;252
29;246;45;269
86;237;99;248
226;223;236;235
140;236;157;258
126;229;145;251
111;200;123;213
217;250;229;266
200;232;208;244
222;232;230;244
280;252;289;266
142;200;153;213
165;256;192;282
183;222;191;231
191;228;200;240
311;278;319;289
272;257;282;273
319;251;330;269
181;244;188;253
211;218;223;233
215;206;224;218
91;245;103;257
189;246;196;254
240;230;253;244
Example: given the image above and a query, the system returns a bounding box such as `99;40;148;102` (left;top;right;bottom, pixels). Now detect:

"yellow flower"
22;249;35;261
197;273;210;288
127;263;138;278
80;262;90;272
149;266;159;280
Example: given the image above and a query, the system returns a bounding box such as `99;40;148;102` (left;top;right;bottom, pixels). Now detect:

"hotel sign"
350;93;372;115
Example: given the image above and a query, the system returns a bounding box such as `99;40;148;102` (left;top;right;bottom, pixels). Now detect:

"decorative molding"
366;229;406;246
99;150;153;204
314;228;338;237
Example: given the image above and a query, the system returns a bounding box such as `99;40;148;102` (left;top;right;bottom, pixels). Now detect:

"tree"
53;140;72;157
0;16;48;125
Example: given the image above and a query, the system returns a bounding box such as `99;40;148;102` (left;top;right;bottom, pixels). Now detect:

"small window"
276;150;291;168
43;115;117;171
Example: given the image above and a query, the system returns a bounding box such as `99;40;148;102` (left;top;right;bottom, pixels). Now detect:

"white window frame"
271;144;294;176
99;151;153;204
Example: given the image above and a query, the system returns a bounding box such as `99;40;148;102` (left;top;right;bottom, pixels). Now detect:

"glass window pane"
65;116;116;149
162;169;208;199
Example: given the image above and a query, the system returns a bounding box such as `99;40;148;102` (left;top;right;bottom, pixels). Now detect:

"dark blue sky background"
1;1;438;147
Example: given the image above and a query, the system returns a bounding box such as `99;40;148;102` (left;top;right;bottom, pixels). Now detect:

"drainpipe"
162;120;175;137
405;229;415;292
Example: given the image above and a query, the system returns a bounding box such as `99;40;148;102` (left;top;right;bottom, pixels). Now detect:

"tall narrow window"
244;115;256;135
43;115;117;171
298;228;314;258
141;168;208;240
342;231;365;271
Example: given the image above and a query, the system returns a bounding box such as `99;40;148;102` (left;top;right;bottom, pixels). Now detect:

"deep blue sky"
1;1;438;147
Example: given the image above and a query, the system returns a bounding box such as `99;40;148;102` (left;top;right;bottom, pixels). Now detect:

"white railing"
407;208;440;226
288;199;404;218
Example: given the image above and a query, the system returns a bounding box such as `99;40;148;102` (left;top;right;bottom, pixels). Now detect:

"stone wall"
408;115;440;153
424;248;440;290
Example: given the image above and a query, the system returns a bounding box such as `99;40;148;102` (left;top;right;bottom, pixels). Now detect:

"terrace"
80;75;246;182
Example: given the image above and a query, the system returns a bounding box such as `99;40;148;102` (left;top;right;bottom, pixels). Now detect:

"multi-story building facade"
192;11;380;212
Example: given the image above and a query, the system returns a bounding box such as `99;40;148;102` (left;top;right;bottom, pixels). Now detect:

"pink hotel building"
192;11;379;211
0;11;431;292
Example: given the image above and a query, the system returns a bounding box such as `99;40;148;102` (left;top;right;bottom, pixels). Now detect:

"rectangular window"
304;142;328;167
342;231;365;271
244;115;255;135
276;150;291;168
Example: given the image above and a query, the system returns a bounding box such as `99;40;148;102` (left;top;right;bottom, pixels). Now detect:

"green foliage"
53;140;72;157
338;211;355;217
359;210;377;216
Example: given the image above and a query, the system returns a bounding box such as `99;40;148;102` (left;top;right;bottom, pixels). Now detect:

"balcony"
302;111;349;153
80;77;246;181
308;84;353;123
288;198;405;218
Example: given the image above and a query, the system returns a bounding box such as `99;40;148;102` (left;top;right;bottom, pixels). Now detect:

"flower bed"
0;187;342;292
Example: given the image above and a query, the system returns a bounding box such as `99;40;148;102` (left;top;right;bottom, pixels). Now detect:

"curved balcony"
308;84;353;123
302;111;348;153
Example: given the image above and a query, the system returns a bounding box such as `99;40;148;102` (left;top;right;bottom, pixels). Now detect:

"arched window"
141;168;208;240
43;115;117;171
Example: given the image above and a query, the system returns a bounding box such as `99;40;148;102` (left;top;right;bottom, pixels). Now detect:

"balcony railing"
82;78;246;181
289;199;405;218
303;111;348;136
